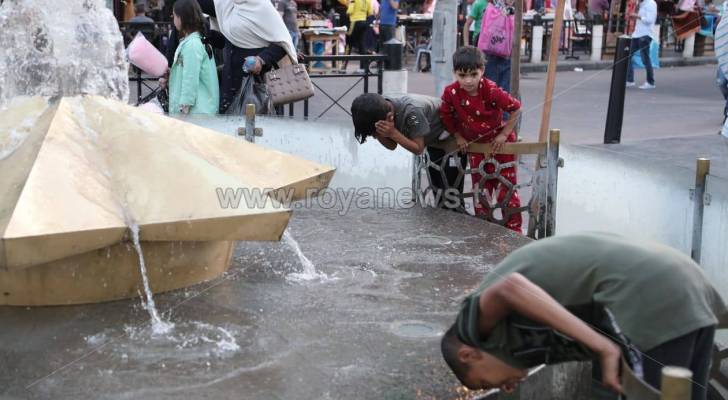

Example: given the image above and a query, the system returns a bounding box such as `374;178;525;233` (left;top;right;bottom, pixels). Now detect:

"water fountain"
0;1;591;399
0;94;334;305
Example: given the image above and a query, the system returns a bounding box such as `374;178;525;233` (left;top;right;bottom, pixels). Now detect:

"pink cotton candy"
127;32;168;78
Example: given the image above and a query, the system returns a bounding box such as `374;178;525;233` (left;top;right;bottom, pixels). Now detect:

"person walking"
626;0;657;89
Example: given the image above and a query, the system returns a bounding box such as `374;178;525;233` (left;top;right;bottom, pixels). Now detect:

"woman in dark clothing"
165;0;296;113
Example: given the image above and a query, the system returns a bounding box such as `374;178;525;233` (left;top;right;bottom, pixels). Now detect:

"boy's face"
459;347;528;393
454;68;484;94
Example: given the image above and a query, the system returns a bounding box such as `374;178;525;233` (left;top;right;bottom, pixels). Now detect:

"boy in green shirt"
441;232;728;399
463;0;488;46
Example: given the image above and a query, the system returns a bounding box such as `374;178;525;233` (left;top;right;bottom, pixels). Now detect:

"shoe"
626;81;635;87
639;82;655;89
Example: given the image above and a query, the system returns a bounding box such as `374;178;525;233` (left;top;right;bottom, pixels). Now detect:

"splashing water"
282;230;330;282
129;223;174;335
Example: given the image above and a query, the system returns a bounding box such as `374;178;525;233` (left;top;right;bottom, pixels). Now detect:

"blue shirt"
380;0;399;26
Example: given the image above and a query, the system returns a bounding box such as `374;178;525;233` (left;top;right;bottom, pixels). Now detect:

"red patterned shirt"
439;78;521;143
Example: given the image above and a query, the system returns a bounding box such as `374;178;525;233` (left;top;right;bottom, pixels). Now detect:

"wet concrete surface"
0;206;529;400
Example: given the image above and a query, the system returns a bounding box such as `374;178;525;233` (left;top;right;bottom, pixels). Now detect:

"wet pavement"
0;205;529;400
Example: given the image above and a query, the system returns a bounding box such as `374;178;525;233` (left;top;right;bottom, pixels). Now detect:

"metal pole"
661;366;693;400
691;158;710;263
245;104;256;143
511;0;523;99
364;68;369;93
378;60;384;94
545;129;560;237
603;35;631;144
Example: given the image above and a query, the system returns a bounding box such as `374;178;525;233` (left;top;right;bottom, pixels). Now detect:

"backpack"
477;4;514;58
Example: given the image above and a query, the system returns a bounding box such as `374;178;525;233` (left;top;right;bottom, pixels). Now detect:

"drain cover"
390;321;442;338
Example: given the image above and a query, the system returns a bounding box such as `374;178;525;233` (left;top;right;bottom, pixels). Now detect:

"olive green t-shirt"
455;232;728;370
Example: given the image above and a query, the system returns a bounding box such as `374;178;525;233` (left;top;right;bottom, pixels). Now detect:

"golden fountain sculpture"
0;96;335;306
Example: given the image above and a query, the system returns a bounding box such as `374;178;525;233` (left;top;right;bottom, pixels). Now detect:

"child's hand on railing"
454;133;468;153
491;132;508;155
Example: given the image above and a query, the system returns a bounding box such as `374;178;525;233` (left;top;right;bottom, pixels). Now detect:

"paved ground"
259;63;721;145
130;63;724;147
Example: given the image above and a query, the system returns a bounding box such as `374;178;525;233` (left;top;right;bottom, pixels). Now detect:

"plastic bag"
631;39;661;69
477;6;514;58
225;74;272;116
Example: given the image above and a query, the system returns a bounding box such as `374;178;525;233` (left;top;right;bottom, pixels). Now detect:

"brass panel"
0;240;235;306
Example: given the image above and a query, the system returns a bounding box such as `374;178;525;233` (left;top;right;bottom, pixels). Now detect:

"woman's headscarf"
213;0;297;63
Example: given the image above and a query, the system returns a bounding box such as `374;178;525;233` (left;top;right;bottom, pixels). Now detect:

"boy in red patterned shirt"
439;46;523;233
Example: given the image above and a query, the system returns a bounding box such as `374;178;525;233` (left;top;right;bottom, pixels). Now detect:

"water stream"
282;230;330;282
128;223;174;335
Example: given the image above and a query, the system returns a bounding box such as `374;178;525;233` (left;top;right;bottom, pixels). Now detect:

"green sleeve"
178;42;204;107
469;0;485;19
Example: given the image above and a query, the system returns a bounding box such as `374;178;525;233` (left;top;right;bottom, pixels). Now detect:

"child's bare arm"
492;109;521;154
375;112;426;154
478;273;623;394
376;136;398;150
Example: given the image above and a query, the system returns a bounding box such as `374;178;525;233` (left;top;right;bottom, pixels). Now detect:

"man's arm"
478;273;623;393
463;16;474;46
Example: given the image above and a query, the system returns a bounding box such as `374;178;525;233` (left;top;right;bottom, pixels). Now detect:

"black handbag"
225;74;272;115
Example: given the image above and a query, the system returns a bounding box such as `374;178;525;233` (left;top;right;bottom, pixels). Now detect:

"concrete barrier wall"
557;144;728;343
182;115;414;192
556;144;695;253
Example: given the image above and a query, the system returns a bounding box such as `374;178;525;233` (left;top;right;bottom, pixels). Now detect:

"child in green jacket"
167;0;219;115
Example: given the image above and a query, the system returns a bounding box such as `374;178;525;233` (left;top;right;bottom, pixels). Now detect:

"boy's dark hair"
134;2;147;15
174;0;205;36
452;46;485;72
350;93;390;144
441;325;471;385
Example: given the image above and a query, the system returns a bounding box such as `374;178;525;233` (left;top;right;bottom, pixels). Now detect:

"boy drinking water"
439;46;522;232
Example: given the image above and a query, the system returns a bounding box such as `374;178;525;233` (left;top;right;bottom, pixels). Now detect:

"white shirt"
633;0;657;38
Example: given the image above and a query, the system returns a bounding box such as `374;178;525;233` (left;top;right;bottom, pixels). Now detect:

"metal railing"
284;54;387;119
412;129;562;239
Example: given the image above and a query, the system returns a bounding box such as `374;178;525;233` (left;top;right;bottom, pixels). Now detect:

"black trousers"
379;24;396;50
347;20;369;68
592;325;715;400
642;325;715;400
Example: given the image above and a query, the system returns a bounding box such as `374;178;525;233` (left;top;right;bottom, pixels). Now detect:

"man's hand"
597;340;623;394
180;104;191;114
375;112;398;139
454;134;468;153
491;132;508;155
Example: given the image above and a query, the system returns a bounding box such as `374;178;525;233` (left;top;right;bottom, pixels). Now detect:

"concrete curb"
520;56;716;73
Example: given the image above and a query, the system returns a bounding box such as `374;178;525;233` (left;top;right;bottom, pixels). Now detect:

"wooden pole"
660;366;692;400
511;0;523;100
537;0;567;142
